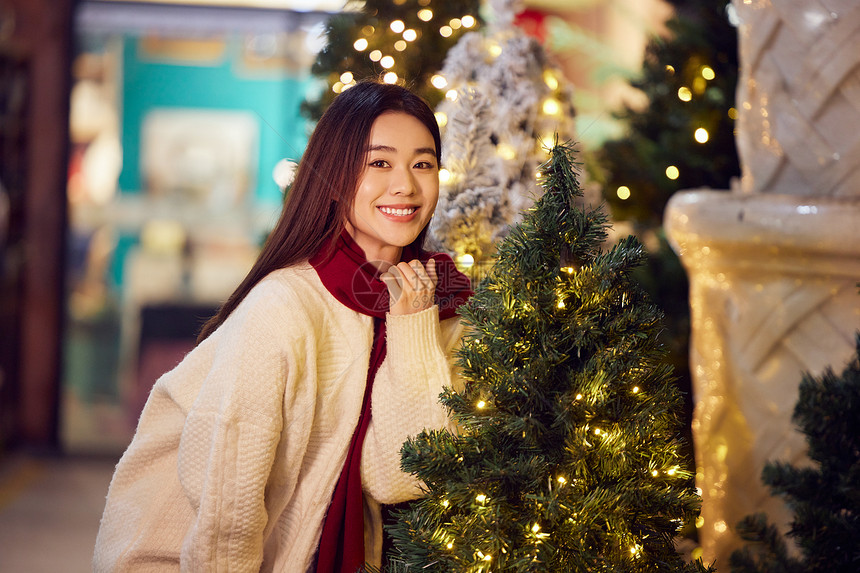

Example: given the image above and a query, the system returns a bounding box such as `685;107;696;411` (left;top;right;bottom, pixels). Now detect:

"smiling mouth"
378;206;419;216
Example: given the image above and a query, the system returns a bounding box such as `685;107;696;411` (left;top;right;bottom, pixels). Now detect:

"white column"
665;0;860;565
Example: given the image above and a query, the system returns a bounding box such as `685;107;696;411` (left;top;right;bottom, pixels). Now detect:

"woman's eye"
414;161;436;169
369;160;388;168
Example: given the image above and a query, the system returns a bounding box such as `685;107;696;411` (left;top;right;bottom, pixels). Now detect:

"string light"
369;49;382;62
701;65;715;80
390;20;405;34
332;81;344;93
445;89;458;101
575;393;583;400
383;72;398;84
678;87;692;102
475;493;487;504
439;168;452;183
440;25;453;37
694;127;709;143
557;300;565;309
353;38;368;51
543;69;559;90
402;28;417;41
430;74;448;89
557;476;567;484
616;186;631;200
476;400;487;409
434;111;447;127
394;40;407;51
449;18;462;29
461;15;476;28
497;142;516;160
441;499;450;507
339;71;353;84
417;8;433;21
665;64;675;74
728;107;739;120
542;98;561;115
531;523;541;533
488;42;502;57
632;386;640;393
665;165;680;180
361;25;374;36
380;55;395;68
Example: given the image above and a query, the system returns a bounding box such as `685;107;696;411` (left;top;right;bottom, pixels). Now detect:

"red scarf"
310;230;472;573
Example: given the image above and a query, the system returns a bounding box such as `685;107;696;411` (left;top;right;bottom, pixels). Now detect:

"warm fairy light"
543;69;559;90
557;300;565;309
665;64;675;74
477;400;486;409
561;266;575;274
362;25;374;36
434;111;448;127
631;544;642;557
417;8;433;22
678;87;692;102
430;74;448;89
701;65;715;80
446;540;454;549
475;493;487;504
652;469;660;477
695;127;710;143
353;38;368;51
441;499;450;507
440;25;453;37
632;386;640;393
390;20;405;34
403;28;417;41
482;553;492;562
449;18;462;29
461;14;476;28
380;55;395;68
696;516;705;528
488;42;502;57
445;89;458;101
340;71;353;84
557;476;567;484
594;428;602;435
665;165;680;180
575;393;583;400
667;467;677;476
369;49;382;62
383;72;398;84
332;81;344;93
728;107;739;120
531;523;541;533
439;168;452;183
394;40;407;51
497;142;516;160
542;98;561;115
616;185;631;200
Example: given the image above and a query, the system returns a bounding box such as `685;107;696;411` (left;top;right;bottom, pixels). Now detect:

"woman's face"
346;111;439;266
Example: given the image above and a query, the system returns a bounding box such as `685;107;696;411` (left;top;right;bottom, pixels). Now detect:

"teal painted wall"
119;36;312;204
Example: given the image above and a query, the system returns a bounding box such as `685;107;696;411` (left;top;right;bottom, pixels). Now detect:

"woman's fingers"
383;259;437;315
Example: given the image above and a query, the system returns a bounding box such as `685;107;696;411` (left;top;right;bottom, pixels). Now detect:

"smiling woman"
93;81;473;572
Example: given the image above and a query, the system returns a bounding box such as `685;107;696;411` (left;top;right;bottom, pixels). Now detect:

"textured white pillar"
665;0;860;566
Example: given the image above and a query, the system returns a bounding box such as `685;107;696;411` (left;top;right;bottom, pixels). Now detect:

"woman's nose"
389;167;416;195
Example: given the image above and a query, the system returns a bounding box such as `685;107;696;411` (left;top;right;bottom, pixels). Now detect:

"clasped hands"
380;258;437;315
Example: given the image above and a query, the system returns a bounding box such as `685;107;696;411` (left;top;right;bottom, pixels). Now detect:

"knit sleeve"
361;307;464;503
93;277;314;572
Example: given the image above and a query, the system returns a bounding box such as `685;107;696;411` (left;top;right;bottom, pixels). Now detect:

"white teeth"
379;206;417;216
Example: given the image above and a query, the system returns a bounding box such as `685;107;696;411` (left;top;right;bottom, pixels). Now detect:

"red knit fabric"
310;231;471;572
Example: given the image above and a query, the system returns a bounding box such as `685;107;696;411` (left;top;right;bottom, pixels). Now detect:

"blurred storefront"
61;1;334;453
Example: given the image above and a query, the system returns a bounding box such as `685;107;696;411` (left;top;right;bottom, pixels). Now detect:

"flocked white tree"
428;0;577;281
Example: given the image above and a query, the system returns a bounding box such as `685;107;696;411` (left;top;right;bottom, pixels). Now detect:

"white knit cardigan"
93;263;465;572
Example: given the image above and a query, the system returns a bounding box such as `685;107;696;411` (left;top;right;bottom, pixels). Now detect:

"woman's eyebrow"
367;144;436;156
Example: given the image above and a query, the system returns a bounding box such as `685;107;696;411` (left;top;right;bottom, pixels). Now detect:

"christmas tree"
385;141;712;572
302;0;483;121
427;0;576;283
594;0;739;226
729;334;860;573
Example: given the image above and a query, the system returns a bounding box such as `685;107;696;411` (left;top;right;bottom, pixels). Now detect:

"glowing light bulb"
488;42;502;57
441;499;450;507
434;111;447;127
417;9;433;22
380;55;395;68
394;40;407;51
557;476;567;484
475;494;487;504
446;541;454;549
369;49;382;62
445;89;458;101
728;107;739;120
332;82;344;93
678;87;692;102
403;28;417;41
531;523;541;533
632;386;640;393
542;98;561;115
557;300;565;309
390;20;405;34
430;74;447;89
701;66;715;80
575;393;583;400
383;72;398;84
456;253;473;268
353;38;368;51
449;18;461;29
438;168;451;183
616;186;631;200
665;64;675;74
543;69;559;90
665;165;680;180
340;71;353;84
439;25;453;37
477;400;486;409
461;15;476;28
695;127;709;143
652;469;660;477
497;142;516;160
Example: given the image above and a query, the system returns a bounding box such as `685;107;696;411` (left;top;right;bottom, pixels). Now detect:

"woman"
94;81;472;572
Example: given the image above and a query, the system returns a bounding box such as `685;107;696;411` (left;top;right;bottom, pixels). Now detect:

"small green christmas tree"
385;141;712;572
730;334;860;573
302;0;483;121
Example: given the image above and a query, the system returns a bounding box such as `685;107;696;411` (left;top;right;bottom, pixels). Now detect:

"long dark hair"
197;80;442;342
